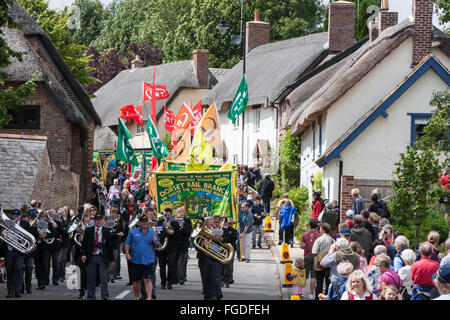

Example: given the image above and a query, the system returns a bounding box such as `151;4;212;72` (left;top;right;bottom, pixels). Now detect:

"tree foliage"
69;0;107;46
93;0;326;68
0;0;37;128
280;128;301;191
18;0;96;87
84;41;162;94
390;90;449;248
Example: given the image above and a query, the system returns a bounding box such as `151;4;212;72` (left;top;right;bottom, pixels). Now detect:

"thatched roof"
287;19;449;136
201;32;330;111
0;135;48;210
92;61;228;127
5;0;101;127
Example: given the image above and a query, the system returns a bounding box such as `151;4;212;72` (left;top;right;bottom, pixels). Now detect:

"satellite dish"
231;35;242;45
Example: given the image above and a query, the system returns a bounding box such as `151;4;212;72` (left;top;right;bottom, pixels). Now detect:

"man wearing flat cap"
124;214;160;300
81;212;114;300
434;264;450;300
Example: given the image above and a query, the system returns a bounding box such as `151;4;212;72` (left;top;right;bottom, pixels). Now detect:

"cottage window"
318;116;323;156
407;113;432;146
255;109;261;131
136;123;145;134
4;105;40;129
312;121;316;160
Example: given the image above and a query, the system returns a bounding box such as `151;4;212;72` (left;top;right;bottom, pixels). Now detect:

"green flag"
227;74;248;124
116;117;138;166
146;116;169;159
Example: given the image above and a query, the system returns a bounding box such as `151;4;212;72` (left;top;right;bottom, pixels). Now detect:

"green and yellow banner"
155;170;237;221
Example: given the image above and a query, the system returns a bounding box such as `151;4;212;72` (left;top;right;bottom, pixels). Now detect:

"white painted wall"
218;106;278;166
299;36;449;200
339;67;449;180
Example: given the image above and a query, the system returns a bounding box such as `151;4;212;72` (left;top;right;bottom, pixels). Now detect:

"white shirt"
433;294;450;300
340;290;378;300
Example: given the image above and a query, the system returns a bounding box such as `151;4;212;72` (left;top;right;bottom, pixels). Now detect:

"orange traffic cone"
282;262;293;288
280;243;292;264
264;216;274;232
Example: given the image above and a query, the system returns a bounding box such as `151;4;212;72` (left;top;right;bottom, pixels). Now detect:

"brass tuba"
193;218;234;264
154;220;170;252
0;207;36;255
128;208;143;229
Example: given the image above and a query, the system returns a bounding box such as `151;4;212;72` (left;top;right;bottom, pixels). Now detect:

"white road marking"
115;290;131;300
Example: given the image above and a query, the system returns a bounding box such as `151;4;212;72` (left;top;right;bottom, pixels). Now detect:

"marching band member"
196;217;222;300
124;214;160;300
1;209;35;298
176;207;192;285
81;212;115;300
106;206;124;283
32;210;58;290
156;207;178;290
50;208;64;286
20;212;38;295
221;217;237;288
73;213;91;299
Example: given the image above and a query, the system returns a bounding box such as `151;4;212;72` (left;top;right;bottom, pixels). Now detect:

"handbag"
314;252;328;271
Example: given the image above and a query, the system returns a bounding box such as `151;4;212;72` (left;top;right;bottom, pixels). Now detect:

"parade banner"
155;170;236;221
94;149;153;185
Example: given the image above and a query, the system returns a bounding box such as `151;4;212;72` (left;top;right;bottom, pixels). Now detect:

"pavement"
263;214;315;301
0;243;281;300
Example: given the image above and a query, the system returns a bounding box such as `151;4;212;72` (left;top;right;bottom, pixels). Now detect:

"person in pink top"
300;219;321;299
375;253;401;294
129;171;141;193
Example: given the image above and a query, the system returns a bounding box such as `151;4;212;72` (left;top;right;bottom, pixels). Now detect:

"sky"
48;0;447;29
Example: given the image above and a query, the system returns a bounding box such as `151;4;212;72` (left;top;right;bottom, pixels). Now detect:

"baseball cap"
139;215;149;222
346;210;354;218
12;209;21;216
94;212;104;220
435;264;450;284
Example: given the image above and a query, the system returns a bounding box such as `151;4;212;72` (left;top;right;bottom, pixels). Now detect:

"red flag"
143;83;170;102
134;101;143;126
170;131;178;151
164;103;175;132
173;103;195;137
119;104;137;122
190;100;203;136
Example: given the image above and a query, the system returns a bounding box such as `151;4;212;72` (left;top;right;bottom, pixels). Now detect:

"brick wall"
328;0;355;52
0;82;72;168
246;10;270;55
412;0;433;67
340;175;355;222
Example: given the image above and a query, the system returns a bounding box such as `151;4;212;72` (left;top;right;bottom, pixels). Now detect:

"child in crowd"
350;241;368;271
290;257;306;299
379;285;400;300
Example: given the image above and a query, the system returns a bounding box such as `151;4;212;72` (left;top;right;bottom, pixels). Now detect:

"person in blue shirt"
280;200;298;246
124;214;160;300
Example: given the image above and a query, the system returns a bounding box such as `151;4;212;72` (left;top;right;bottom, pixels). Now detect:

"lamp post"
217;0;246;165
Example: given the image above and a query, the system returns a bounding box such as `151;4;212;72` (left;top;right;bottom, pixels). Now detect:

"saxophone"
0;207;36;254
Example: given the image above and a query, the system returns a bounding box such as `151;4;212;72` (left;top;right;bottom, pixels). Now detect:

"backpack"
377;200;390;218
328;278;347;300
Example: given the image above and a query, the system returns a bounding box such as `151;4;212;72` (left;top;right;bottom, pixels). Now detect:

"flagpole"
241;0;246;166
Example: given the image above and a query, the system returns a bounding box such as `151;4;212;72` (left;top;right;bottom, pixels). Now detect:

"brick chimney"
370;0;398;42
131;54;144;70
193;49;210;87
412;0;433;67
246;10;270;55
379;0;398;33
328;0;355;52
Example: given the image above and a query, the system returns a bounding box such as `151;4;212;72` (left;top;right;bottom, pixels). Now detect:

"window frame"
4;105;41;129
407;113;432;146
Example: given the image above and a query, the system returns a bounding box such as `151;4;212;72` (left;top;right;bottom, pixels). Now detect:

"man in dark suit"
1;209;37;298
175;207;192;285
257;175;275;215
81;212;115;300
32;210;58;290
19;212;38;294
